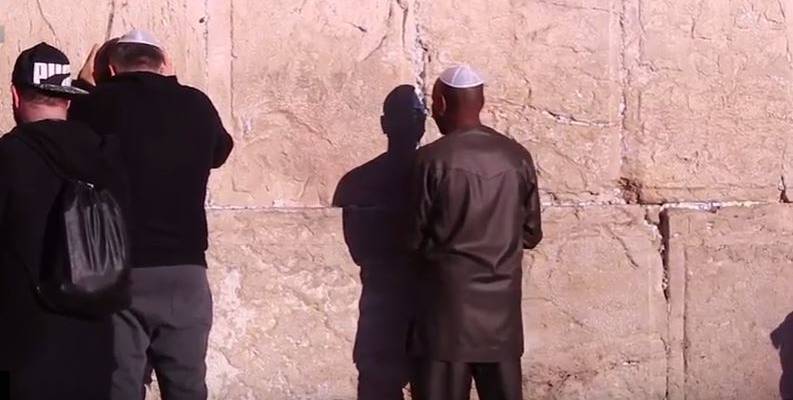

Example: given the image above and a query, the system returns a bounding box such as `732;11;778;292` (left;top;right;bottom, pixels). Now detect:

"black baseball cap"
12;42;87;96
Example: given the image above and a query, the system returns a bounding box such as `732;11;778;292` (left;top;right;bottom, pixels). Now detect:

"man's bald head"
431;79;484;135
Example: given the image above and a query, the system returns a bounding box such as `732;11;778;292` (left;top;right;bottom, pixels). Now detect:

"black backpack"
17;134;131;318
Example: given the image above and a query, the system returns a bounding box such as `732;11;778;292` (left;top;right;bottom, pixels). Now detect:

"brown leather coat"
407;125;542;362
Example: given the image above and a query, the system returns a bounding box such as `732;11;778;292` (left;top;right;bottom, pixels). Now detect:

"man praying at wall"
407;65;543;400
70;29;234;400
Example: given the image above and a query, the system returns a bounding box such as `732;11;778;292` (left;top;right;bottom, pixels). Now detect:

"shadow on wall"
332;85;426;400
772;312;793;400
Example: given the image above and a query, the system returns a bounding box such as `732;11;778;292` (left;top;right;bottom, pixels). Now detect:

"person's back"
73;71;230;266
69;31;233;400
411;126;539;358
408;66;542;400
0;43;120;400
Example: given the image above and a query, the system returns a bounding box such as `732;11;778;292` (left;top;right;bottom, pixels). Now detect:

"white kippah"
117;29;162;49
439;64;485;89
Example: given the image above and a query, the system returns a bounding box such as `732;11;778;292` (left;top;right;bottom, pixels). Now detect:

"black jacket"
0;120;118;398
407;125;542;362
70;72;234;268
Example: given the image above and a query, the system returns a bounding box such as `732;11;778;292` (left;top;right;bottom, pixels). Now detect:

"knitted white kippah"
117;29;162;49
439;64;485;88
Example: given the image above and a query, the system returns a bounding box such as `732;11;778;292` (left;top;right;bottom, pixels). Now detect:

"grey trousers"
111;265;213;400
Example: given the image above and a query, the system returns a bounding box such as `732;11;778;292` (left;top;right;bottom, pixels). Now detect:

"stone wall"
1;0;792;399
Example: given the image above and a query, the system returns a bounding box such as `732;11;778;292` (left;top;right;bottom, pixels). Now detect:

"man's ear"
432;91;447;118
11;84;20;109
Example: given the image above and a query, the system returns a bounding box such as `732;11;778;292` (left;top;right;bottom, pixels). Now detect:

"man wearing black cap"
0;42;122;400
70;29;233;400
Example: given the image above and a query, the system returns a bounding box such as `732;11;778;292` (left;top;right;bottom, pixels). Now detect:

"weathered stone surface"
206;209;360;399
523;206;667;399
3;1;793;399
0;1;108;129
0;0;208;130
202;206;666;399
665;205;793;399
418;0;624;203
623;0;793;202
207;1;417;207
104;0;209;88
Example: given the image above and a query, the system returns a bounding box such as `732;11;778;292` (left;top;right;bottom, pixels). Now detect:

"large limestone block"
665;205;793;399
209;0;417;208
418;0;624;203
623;0;793;202
105;0;209;88
523;206;667;398
206;209;360;399
203;206;666;399
0;1;110;130
0;0;208;130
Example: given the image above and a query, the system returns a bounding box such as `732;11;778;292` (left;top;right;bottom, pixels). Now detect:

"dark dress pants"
411;359;522;400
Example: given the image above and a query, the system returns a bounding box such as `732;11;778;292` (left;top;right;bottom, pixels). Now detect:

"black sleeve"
205;98;233;169
71;78;96;93
68;91;99;129
523;155;543;249
0;142;11;232
406;156;436;255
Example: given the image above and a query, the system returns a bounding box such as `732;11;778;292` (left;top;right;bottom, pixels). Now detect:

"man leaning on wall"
407;65;543;400
70;29;234;400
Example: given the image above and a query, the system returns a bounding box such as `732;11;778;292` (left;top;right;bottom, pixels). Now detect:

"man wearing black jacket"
70;29;234;400
407;65;543;400
0;43;121;400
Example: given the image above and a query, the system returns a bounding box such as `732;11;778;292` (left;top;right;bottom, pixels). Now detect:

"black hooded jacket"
0;119;120;397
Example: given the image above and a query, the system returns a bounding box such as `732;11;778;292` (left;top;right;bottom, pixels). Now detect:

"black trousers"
411;359;522;400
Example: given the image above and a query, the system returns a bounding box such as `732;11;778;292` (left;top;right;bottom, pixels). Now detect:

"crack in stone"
203;0;210;87
397;0;409;50
408;0;430;112
527;104;616;127
533;0;611;13
605;226;641;270
657;207;678;400
526;296;588;328
35;0;57;39
616;0;630;201
358;6;390;62
779;0;793;64
105;0;117;40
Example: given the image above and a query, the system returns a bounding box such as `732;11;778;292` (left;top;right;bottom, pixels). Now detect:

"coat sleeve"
206;99;234;169
406;156;435;256
523;155;543;250
0;142;11;238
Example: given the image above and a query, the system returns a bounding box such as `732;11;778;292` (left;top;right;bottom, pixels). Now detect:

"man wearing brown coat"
407;65;543;400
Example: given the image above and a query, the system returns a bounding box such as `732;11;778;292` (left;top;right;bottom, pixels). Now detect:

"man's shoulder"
173;83;216;110
416;127;535;177
417;127;531;158
416;134;456;158
0;129;27;168
0;128;22;149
